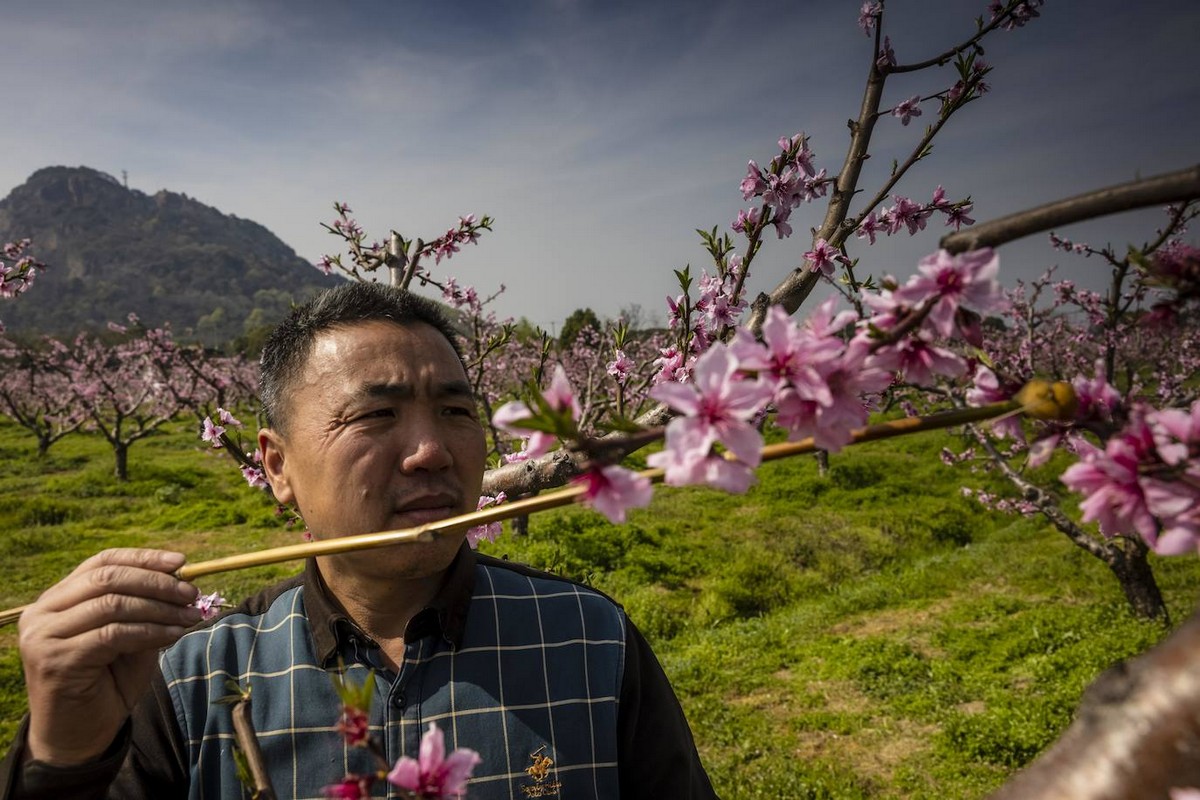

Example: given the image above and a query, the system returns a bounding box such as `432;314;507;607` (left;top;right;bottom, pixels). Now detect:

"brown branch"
481;403;671;497
745;52;890;335
965;424;1112;562
941;165;1200;254
988;605;1200;799
231;692;278;800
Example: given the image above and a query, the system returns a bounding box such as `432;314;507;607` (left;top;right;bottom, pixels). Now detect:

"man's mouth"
392;494;463;526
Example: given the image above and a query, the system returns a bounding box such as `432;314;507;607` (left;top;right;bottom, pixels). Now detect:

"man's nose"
399;420;454;472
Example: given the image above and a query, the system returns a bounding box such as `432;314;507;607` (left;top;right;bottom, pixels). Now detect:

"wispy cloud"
0;0;1195;326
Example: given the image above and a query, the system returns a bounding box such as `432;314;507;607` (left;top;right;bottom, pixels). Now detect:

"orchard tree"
557;307;601;348
0;339;87;457
928;205;1200;621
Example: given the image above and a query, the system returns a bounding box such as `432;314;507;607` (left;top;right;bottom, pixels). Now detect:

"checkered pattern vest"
160;561;626;799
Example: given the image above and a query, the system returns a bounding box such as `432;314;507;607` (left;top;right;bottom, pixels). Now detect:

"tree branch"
941;165;1200;254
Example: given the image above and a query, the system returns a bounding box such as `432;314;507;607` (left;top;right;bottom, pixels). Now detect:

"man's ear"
258;428;296;505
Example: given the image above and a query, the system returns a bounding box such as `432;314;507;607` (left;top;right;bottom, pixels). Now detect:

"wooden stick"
0;399;1023;627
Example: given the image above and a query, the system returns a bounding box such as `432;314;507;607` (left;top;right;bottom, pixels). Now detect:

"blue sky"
2;0;1197;329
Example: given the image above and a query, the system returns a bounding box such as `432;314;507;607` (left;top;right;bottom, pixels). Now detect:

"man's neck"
316;557;447;668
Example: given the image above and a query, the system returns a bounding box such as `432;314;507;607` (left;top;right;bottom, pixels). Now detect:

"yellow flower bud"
1016;379;1078;421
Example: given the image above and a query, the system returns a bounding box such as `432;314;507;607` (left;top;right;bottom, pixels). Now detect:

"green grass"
1;416;1198;798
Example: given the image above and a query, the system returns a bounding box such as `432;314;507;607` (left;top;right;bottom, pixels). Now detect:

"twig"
229;689;278;800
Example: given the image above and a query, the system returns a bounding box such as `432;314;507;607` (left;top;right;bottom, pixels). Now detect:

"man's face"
259;320;486;579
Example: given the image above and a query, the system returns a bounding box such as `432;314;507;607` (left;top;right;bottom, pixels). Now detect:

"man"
1;283;717;798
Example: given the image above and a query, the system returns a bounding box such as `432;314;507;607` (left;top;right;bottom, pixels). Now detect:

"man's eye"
444;406;475;418
358;409;394;420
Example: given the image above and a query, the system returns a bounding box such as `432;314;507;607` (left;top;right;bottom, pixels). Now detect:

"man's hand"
17;549;203;765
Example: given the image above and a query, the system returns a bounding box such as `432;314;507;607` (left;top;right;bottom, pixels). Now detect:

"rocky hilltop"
0;166;340;345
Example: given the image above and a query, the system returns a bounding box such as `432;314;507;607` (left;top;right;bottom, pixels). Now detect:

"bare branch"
941;165;1200;254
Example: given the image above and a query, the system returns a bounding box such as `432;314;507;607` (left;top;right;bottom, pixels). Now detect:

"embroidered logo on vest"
520;745;563;797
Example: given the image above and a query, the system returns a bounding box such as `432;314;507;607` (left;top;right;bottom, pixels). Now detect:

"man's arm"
616;616;720;799
1;672;189;799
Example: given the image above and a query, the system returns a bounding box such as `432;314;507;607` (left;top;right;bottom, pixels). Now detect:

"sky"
2;0;1197;330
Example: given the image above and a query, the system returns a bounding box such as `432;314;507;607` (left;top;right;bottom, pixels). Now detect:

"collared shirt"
3;546;718;800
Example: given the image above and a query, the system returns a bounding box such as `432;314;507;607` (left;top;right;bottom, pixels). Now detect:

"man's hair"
259;282;465;433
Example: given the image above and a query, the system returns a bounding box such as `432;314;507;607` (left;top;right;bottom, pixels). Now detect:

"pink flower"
217;407;243;429
575;465;653;523
876;35;896;68
492;365;580;459
944;203;975;230
242;465;270;490
803;238;844;276
774;340;892;452
466;492;507;548
893;95;922;126
335;705;370;747
387;722;481;798
739;160;765;200
323;775;373;799
191;591;226;620
1061;426;1159;544
606;350;634;385
732;206;761;234
858;1;881;35
1072;361;1122;423
648;343;774;469
730;305;836;399
966;365;1025;442
857;212;882;245
894;248;1003;339
870;335;966;386
200;416;225;448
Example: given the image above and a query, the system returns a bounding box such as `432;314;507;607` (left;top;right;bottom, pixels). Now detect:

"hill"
0;166;340;345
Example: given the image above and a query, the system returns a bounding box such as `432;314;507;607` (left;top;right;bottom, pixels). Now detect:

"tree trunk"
36;435;50;458
1103;538;1169;625
113;442;129;481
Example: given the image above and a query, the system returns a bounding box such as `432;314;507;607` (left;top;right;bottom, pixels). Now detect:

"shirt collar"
306;543;478;668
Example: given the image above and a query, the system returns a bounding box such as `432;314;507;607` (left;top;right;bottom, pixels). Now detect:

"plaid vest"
161;559;626;799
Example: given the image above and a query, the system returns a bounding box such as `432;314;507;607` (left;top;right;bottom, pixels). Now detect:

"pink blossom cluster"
990;0;1044;31
1140;240;1200;327
737;133;833;240
0;238;46;333
1062;402;1200;555
658;261;748;382
424;215;488;265
858;186;975;245
940;212;1200;557
324;676;480;800
0;239;41;299
315;202;492;283
960;486;1039;517
496;248;1004;519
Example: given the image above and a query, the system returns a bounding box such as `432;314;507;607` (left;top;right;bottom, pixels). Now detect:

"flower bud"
1016;379;1078;421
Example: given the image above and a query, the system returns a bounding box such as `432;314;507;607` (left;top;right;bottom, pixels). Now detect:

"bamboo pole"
0;398;1032;628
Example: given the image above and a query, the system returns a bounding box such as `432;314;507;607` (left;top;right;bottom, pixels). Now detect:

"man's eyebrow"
357;380;475;400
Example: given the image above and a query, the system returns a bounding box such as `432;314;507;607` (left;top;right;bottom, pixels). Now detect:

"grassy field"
1;416;1198;798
